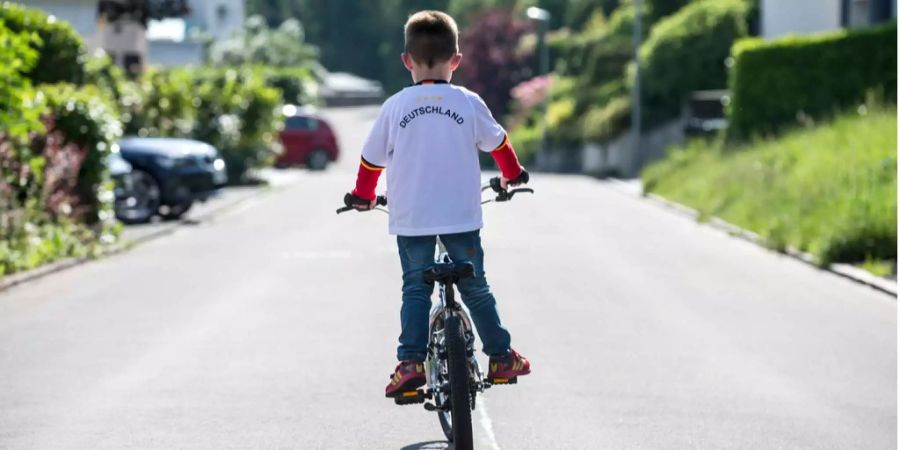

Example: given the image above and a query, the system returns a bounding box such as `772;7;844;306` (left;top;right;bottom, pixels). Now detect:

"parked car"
115;137;227;223
276;108;339;171
108;150;147;223
684;90;729;136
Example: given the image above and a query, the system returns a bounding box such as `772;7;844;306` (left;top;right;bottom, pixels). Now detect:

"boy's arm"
349;103;391;203
469;92;526;183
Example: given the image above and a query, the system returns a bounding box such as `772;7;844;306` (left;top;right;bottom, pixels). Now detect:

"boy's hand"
500;167;529;190
344;192;377;210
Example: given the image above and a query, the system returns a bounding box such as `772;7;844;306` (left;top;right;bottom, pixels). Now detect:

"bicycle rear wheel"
445;315;473;449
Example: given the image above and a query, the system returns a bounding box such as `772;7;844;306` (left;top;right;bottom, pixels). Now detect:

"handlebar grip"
490;177;503;193
376;195;388;206
336;206;353;214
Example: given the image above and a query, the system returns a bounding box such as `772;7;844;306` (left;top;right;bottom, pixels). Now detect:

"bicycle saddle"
424;261;475;284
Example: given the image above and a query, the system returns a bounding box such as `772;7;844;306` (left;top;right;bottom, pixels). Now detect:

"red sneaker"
488;349;531;381
385;361;426;397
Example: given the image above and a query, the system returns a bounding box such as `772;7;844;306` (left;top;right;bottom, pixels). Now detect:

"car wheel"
306;149;329;171
116;169;161;224
159;200;194;221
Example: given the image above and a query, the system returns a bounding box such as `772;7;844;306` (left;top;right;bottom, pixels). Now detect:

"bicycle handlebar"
482;176;534;203
337;176;533;214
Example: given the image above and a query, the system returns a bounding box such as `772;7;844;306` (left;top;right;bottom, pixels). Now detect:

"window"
124;52;143;77
849;0;871;27
285;116;319;131
842;0;895;27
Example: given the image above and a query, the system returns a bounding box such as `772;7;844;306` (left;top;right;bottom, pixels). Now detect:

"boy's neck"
411;67;452;84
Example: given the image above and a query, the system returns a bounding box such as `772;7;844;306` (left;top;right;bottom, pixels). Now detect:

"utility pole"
526;7;551;170
631;0;644;176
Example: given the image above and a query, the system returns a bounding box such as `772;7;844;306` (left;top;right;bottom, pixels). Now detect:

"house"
16;0;245;70
761;0;896;39
17;0;98;47
149;0;245;67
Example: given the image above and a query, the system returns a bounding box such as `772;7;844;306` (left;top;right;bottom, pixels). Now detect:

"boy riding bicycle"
342;10;531;398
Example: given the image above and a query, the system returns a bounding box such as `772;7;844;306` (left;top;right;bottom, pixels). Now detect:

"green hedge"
729;21;897;139
0;82;122;277
544;4;637;145
42;84;123;224
0;18;41;141
639;0;749;126
0;2;87;85
0;10;120;278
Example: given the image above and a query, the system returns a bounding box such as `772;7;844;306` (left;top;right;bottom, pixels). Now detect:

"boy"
343;10;531;398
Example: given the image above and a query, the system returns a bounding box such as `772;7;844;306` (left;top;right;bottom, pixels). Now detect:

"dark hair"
404;10;459;68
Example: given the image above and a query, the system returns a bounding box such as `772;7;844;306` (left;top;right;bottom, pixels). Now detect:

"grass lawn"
642;106;897;275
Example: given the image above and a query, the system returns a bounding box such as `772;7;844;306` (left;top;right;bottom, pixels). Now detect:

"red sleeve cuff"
353;157;383;200
490;135;522;180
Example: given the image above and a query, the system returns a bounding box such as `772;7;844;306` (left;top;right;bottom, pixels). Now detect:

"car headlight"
213;158;225;170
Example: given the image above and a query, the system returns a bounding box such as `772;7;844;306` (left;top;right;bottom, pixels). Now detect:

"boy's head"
403;11;461;73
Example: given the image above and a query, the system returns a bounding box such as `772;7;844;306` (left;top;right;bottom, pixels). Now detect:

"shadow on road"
399;440;451;449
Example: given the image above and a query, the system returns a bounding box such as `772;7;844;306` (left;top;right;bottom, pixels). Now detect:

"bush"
186;68;283;182
262;65;320;105
547;4;637;144
0;2;87;85
729;22;897;139
506;120;542;165
643;106;896;267
0;82;122;277
646;0;693;23
0;18;41;141
639;0;749;126
582;95;631;142
83;50;129;107
123;69;196;138
41;84;123;224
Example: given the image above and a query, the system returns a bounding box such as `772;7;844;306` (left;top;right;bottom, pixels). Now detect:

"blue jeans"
396;230;512;362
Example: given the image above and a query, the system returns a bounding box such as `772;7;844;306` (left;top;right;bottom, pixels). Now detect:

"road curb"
0;178;294;294
607;178;897;298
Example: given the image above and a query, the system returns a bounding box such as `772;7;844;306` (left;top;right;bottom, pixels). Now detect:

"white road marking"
476;396;501;450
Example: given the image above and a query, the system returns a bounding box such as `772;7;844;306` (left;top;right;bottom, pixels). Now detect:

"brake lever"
495;187;534;202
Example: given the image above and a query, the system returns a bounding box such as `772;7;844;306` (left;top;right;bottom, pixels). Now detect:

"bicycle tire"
445;315;473;449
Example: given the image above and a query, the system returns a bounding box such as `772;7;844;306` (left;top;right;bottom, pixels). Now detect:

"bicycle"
337;177;533;449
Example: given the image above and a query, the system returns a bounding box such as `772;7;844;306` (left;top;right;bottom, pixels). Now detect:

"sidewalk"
0;168;305;293
604;178;898;297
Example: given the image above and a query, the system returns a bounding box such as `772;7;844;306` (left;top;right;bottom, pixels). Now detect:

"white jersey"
361;81;506;236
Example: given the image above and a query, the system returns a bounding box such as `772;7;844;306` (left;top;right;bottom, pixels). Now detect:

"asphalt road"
0;106;895;449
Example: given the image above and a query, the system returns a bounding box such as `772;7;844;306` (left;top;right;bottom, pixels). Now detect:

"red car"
276;112;340;170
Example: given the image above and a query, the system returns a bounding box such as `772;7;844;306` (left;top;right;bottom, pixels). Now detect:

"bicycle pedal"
489;377;517;385
393;390;427;405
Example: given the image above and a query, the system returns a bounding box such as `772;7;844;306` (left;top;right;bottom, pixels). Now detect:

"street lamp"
526;6;551;169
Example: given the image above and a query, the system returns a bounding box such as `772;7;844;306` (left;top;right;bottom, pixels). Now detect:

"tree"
457;8;534;118
646;0;693;23
208;15;318;67
97;0;190;26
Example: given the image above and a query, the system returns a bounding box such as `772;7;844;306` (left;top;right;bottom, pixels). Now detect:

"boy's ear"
449;53;463;71
401;53;415;71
